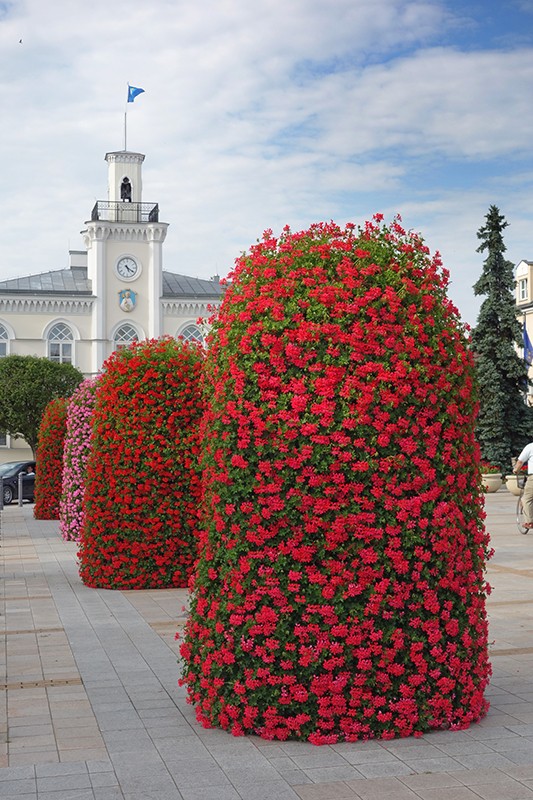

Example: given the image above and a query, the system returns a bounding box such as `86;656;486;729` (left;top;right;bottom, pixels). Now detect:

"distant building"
515;259;533;405
0;149;223;461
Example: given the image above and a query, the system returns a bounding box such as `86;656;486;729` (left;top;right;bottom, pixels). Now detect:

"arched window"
114;323;139;349
47;322;73;364
0;324;8;358
178;323;204;345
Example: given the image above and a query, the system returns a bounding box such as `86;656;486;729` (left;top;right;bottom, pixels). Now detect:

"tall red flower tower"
180;217;491;743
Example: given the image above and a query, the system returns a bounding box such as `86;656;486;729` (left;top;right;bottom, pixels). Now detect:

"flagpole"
123;84;144;152
124;83;128;151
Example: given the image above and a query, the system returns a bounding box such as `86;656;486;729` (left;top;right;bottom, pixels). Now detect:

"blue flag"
127;85;145;103
524;322;533;367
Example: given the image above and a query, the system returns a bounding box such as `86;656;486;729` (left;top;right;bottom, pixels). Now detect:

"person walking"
514;444;533;529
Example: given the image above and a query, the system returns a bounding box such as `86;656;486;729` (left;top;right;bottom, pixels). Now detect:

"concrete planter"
481;474;503;493
506;475;525;496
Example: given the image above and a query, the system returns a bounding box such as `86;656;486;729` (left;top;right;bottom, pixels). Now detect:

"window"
0;432;7;447
114;324;139;349
0;323;8;357
519;278;529;302
47;322;73;364
178;324;204;345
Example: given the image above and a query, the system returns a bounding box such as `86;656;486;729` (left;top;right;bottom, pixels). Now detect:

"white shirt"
518;443;533;474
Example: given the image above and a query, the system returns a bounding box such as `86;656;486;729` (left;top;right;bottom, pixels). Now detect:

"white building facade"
0;149;223;461
515;260;533;405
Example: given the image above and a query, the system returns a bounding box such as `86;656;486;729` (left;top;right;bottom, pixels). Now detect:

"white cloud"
0;0;531;327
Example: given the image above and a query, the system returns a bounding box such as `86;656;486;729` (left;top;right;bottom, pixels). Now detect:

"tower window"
120;177;132;202
47;323;73;364
519;278;528;302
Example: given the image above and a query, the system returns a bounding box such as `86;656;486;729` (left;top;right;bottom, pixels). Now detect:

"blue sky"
0;0;532;326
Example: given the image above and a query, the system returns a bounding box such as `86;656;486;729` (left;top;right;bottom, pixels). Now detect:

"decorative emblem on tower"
119;289;137;312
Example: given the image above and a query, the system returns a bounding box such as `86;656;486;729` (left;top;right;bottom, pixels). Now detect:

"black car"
0;461;36;505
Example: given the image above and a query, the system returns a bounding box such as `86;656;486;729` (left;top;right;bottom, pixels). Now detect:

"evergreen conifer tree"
472;205;531;469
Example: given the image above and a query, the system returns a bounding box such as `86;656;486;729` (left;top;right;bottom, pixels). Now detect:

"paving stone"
280;770;314;786
0;766;35;780
345;776;418;798
36;774;93;792
290;751;350;769
168;764;232;789
90;772;120;788
179;787;241;800
302;765;364;783
34;791;95;800
0;779;37;797
408;789;481;800
401;756;465;773
399;773;464;790
353;761;415;779
35;761;88;778
231;781;300;800
93;789;125;800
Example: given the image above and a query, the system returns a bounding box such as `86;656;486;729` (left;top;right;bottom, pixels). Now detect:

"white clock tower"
82;151;168;373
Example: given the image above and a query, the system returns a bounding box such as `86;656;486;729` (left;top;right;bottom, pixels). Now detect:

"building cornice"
0;297;94;314
162;300;221;316
82;223;168;246
105;151;145;165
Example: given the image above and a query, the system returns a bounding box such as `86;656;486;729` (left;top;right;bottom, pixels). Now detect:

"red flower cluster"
479;461;503;475
180;217;492;743
79;337;204;589
34;397;68;520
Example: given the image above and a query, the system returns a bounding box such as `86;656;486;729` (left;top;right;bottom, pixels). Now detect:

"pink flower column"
60;378;98;542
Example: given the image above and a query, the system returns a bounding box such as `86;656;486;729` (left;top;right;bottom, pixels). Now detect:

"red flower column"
79;337;204;589
34;397;68;520
180;217;492;743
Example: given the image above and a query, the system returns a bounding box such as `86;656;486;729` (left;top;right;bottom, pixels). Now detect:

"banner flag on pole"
127;85;145;103
524;322;533;367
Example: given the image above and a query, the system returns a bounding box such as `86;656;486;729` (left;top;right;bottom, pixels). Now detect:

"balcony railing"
90;201;159;223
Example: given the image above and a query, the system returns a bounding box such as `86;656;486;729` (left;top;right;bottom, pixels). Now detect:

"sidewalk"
2;491;533;799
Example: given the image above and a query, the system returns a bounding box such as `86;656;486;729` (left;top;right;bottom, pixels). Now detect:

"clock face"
116;256;139;280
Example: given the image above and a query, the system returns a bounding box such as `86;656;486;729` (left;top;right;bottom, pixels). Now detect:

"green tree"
472;205;531;470
0;355;83;455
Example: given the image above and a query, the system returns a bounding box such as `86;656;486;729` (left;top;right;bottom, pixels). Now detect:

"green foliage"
472;206;532;470
0;355;83;455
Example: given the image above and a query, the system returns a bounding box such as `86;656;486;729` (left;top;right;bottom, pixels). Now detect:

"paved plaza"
2;490;533;799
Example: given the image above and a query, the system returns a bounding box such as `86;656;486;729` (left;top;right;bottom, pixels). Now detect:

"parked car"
0;461;36;505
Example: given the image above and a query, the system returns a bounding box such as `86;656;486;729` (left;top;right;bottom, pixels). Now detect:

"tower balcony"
90;201;159;224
